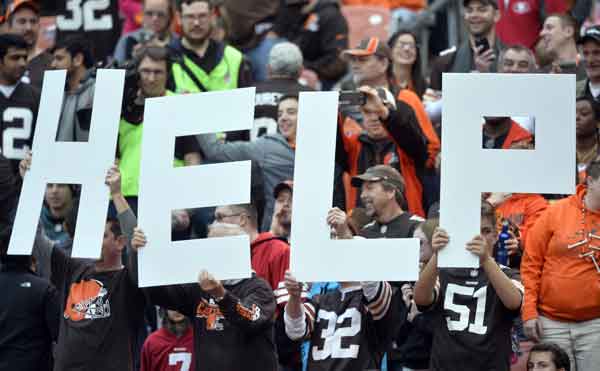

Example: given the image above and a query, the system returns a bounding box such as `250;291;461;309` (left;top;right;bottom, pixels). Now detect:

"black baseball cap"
463;0;498;8
351;165;405;192
578;25;600;45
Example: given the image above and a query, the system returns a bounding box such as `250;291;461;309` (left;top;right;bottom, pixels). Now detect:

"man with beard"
4;0;52;90
169;0;252;94
140;309;195;371
482;116;532;150
429;0;502;93
0;33;38;174
330;165;423;240
50;36;96;142
270;180;293;241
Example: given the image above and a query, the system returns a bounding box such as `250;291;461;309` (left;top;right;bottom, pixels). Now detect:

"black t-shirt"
425;267;523;371
55;0;120;63
51;248;146;371
359;213;420;239
0;83;39;174
0;265;59;371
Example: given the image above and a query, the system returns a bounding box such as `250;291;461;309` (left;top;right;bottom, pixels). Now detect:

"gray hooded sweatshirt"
56;74;95;142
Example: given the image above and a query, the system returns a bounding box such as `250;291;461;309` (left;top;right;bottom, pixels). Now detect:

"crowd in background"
0;0;599;371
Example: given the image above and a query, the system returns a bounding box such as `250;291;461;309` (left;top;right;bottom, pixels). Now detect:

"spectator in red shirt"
140;309;195;371
213;202;290;291
496;0;568;49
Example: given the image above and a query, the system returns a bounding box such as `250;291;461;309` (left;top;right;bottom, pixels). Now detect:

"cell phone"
339;91;367;107
475;38;490;54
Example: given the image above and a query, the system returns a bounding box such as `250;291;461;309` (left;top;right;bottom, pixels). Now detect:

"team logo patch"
196;298;225;331
64;279;111;321
512;1;532;14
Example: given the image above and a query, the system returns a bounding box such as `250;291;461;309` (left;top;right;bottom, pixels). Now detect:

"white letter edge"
137;88;254;287
8;69;124;258
290;91;420;282
439;73;575;268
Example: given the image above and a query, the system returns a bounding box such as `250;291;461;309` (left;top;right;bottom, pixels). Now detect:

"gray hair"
498;45;537;72
268;42;303;78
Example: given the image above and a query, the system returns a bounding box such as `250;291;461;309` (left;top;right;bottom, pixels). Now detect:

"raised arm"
414;228;448;308
196;133;264;163
199;270;276;334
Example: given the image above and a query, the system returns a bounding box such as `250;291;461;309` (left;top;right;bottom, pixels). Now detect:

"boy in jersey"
413;201;524;371
282;208;401;371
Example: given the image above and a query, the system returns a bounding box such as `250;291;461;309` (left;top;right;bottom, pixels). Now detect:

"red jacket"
496;0;569;49
251;232;290;291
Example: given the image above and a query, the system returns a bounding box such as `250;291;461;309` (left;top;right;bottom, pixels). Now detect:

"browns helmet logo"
196;298;225;331
64;279;111;322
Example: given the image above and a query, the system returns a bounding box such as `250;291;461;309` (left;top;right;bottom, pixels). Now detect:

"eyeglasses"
395;41;416;50
144;10;168;19
214;213;243;222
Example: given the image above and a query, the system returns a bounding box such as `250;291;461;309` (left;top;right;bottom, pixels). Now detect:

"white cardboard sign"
440;73;575;268
290;91;420;282
8;69;124;258
137;88;254;287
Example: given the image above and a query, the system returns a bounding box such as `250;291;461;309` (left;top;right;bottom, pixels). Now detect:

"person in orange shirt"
522;159;600;371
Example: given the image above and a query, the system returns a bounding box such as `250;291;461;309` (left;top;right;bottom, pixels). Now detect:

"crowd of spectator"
0;0;598;371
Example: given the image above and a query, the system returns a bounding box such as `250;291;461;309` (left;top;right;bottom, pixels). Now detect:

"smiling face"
360;181;394;218
391;33;417;66
582;40;600;82
277;97;298;142
540;16;573;57
463;1;498;38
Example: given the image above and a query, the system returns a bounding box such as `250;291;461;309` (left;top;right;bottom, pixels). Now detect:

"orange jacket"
342;0;426;10
502;121;532;149
522;184;600;322
397;89;440;169
496;194;548;251
339;117;425;217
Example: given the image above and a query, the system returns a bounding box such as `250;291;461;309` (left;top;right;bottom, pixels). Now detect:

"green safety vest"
119;91;185;197
171;45;242;93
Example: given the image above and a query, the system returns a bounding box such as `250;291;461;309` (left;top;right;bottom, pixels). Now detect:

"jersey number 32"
312;308;361;360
